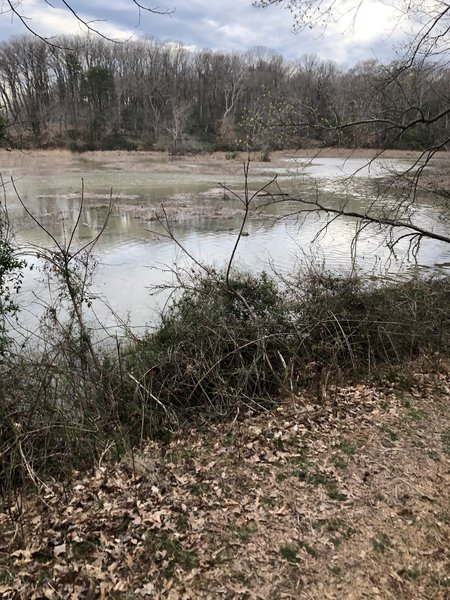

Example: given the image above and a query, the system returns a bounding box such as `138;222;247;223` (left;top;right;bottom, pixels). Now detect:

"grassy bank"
1;270;449;492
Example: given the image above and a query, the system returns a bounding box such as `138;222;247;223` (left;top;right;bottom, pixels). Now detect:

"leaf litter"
1;366;449;598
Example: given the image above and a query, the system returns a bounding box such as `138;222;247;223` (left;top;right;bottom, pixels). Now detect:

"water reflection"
2;152;449;334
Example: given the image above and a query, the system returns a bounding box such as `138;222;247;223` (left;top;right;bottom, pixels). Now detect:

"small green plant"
333;456;348;470
398;566;420;580
431;573;450;588
295;469;347;500
326;485;348;502
405;407;426;421
372;532;391;553
231;571;253;585
260;495;276;508
380;426;399;447
145;532;198;577
276;470;289;482
328;565;342;576
279;544;299;563
295;469;328;486
0;570;14;585
228;524;255;543
313;518;344;533
190;482;210;496
35;572;48;589
174;513;189;532
330;536;343;547
385;370;417;391
428;450;440;461
337;439;357;456
298;540;317;557
272;436;286;451
71;540;98;559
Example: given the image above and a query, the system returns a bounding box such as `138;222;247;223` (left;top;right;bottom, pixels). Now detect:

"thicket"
0;200;25;355
1;265;448;493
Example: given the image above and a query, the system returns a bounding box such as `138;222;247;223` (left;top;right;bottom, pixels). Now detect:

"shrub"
121;271;292;417
0;205;25;355
289;273;449;379
1;265;448;490
121;271;450;420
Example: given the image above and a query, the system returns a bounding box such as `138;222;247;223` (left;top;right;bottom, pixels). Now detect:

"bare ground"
1;362;449;599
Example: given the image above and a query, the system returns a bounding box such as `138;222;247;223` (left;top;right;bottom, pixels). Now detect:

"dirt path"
1;365;449;599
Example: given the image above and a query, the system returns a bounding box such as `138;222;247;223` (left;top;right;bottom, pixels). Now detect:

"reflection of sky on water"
15;212;449;337
5;154;449;336
281;156;418;179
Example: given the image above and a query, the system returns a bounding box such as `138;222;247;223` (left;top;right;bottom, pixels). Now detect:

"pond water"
1;151;449;336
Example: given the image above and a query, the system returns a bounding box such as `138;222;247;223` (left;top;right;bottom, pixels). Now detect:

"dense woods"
1;34;450;152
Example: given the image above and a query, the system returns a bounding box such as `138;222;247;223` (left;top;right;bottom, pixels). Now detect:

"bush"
120;271;449;419
1;266;448;490
0;206;25;355
290;273;449;379
121;271;292;417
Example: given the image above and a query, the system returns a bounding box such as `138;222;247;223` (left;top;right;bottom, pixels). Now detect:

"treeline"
1;35;449;152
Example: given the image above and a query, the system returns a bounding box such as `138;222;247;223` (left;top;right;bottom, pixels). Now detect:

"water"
1;151;449;335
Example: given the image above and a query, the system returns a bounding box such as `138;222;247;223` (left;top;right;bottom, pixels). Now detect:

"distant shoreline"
0;147;438;171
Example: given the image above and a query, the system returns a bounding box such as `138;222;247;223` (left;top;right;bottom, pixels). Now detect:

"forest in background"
1;34;450;153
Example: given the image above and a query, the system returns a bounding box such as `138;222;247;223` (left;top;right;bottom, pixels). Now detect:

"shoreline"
0;146;436;166
1;360;449;598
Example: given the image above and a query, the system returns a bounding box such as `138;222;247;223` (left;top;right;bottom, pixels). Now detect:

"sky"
0;0;411;66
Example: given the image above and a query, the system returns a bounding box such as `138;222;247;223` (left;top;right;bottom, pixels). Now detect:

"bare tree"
254;0;450;248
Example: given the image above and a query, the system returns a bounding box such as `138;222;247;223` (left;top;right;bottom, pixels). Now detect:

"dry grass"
0;147;429;170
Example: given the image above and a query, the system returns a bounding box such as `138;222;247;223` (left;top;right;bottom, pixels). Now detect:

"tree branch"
284;196;450;245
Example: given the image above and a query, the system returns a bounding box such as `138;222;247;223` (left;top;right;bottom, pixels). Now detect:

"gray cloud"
0;0;407;66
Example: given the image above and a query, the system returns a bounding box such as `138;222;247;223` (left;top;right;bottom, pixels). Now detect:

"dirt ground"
1;362;449;599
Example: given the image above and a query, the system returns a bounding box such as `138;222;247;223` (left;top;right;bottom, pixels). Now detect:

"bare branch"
277;195;450;245
4;0;173;47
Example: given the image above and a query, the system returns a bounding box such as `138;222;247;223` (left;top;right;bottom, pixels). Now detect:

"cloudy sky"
0;0;411;65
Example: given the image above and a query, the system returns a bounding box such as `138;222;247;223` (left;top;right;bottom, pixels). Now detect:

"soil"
1;362;449;599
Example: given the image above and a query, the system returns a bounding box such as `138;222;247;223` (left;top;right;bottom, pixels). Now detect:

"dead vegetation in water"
2;147;442;230
15;191;249;229
1;149;278;226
